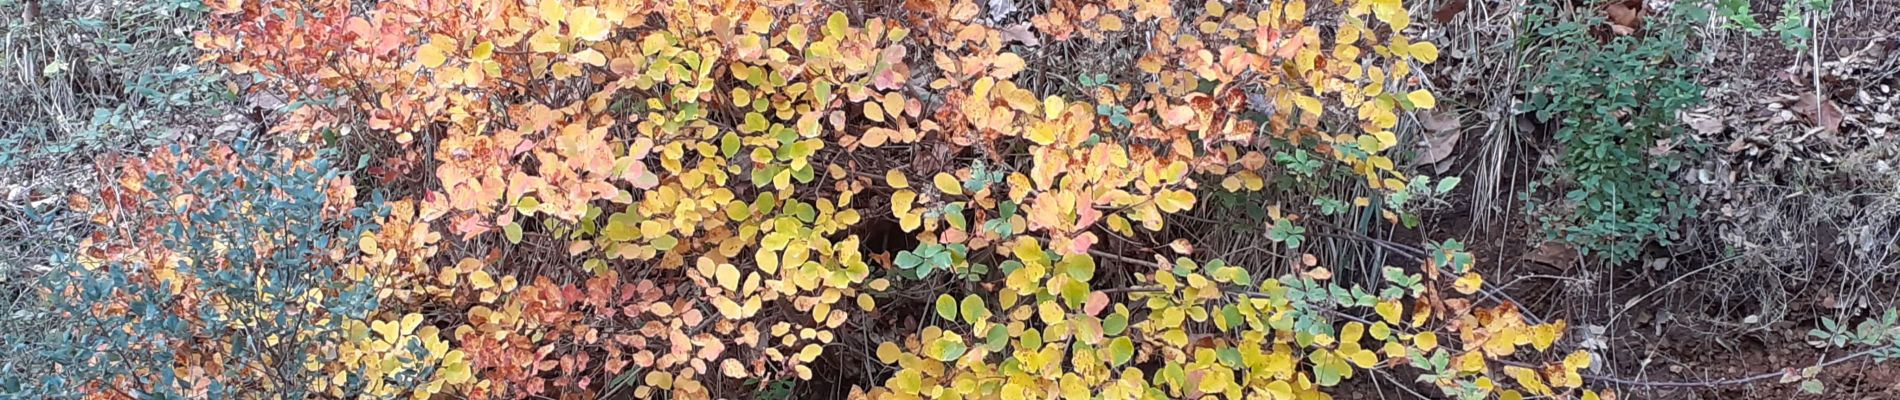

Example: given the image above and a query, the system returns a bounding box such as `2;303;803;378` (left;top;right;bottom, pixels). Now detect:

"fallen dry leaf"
1793;92;1843;133
1648;137;1678;156
1167;238;1193;255
1523;241;1579;270
1680;111;1726;136
1606;2;1642;35
1413;110;1462;165
1306;267;1333;280
999;23;1040;47
1419;109;1461;132
1432;0;1468;24
986;0;1017;22
1725;136;1752;153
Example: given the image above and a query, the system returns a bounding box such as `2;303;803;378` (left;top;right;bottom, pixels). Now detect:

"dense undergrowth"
3;0;1897;399
1521;2;1705;265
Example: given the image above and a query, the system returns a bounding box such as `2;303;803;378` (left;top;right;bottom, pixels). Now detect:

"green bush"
2;144;383;398
1522;3;1707;265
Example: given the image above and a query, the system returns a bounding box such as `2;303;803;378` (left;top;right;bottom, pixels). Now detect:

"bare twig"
1496;347;1890;389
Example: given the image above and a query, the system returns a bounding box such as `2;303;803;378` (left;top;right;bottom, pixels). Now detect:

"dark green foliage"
1;146;383;398
1522;4;1708;265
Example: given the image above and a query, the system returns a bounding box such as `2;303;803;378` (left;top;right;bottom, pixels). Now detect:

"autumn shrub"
0;143;394;398
5;0;1617;398
1522;3;1706;265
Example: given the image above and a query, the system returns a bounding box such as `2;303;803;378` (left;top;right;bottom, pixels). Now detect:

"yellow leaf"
933;173;962;196
372;320;399;342
418;43;447;69
1371;0;1410;31
865;101;886;122
798;343;824;362
1411;41;1440;63
1414;332;1438;351
1341;322;1365;343
1373;131;1398;151
436;268;459;286
885;169;909;188
470;270;495;290
1457;352;1488;373
716;263;741;292
992;52;1026;79
1043;96;1066;120
1563;351;1591;370
400;313;423;335
825;11;848;37
1294;95;1324;116
1452;272;1482;294
645;371;674;390
567;6;610;41
1025;123;1057;145
722;359;749;378
1346;349;1378;369
1531;321;1565;351
470;41;494;60
1369;321;1391;340
861;127;893;147
538;0;566;24
712;296;744;318
1155;189;1196;213
1407;90;1436;109
756;249;779;274
529;27;562;53
1265;381;1296;400
745;8;773;35
876;342;903;364
891;190;916;216
571;48;607;66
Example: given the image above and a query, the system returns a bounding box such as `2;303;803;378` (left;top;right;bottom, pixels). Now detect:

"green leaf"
721;133;741;157
1108;337;1134;366
1060;279;1089;308
943;202;966;230
1060;254;1096;282
929;251;953;271
985;325;1009;351
935;294;957;321
895;251;922;269
603;213;640;241
743;112;769;133
1801;379;1825;394
936;340;966;361
1436;176;1461;194
1268;219;1306;248
504;222;524;244
1311;352;1345;386
516;196;542;215
1104;312;1128;336
959;294;987;323
825;11;848;37
1022;328;1043;350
